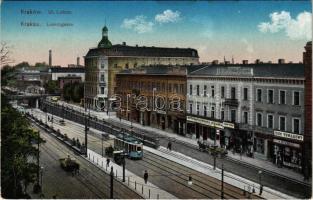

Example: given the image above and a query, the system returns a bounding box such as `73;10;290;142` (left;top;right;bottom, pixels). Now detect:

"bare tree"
1;41;14;67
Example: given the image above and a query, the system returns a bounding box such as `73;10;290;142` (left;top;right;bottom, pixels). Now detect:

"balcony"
223;98;239;107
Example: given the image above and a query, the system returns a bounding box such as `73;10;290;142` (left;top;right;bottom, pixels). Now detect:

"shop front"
186;115;235;146
271;130;303;171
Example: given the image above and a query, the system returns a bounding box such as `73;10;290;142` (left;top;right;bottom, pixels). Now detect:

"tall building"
187;61;305;169
303;41;312;178
49;49;52;67
84;26;199;110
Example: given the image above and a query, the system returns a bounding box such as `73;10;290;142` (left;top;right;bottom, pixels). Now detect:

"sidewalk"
56;100;310;184
86;149;177;199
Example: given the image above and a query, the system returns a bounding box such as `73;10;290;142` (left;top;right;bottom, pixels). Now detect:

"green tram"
114;133;143;159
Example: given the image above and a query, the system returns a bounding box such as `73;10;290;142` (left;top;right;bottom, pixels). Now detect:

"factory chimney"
49;50;52;67
77;56;80;66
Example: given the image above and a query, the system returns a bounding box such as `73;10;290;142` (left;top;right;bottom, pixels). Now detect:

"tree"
62;82;84;103
1;41;14;67
44;80;59;94
1;94;43;198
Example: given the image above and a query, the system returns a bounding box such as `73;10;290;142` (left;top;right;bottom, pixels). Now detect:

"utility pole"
221;164;224;199
213;129;217;170
110;166;114;199
122;129;126;182
84;102;88;157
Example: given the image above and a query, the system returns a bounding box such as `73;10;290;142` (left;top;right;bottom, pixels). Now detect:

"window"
101;63;105;69
197;104;200;115
231;87;236;99
293;118;300;134
257;113;262;126
196;85;200;96
100;74;105;82
203;85;207;96
243;112;248;124
189;84;192;95
211;86;215;97
189;104;193;114
211;107;215;118
221;86;225;98
268;90;274;104
221;110;225;121
101;87;105;94
125;63;129;69
279;116;286;131
203;106;207;117
243;88;248;100
280;90;286;104
231;110;236;122
267;114;273;129
293;91;300;106
257;89;262;102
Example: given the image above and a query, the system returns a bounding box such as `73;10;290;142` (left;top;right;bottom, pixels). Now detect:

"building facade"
115;66;189;135
49;67;85;81
187;61;305;170
84;26;199;110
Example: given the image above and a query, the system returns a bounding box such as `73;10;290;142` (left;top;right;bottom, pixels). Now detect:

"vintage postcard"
1;0;312;199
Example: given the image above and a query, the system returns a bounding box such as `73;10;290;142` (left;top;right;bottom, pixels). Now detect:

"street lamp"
40;166;44;197
258;170;263;195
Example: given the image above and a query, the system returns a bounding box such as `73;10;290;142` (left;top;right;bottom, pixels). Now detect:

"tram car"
114;133;143;159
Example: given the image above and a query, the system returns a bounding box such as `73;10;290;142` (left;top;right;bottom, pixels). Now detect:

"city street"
41;100;311;198
30;108;262;199
28;119;142;199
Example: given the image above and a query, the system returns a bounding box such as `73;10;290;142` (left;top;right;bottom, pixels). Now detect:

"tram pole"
110;166;114;199
221;164;224;199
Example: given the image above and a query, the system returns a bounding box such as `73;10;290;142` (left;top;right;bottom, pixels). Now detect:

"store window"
293;118;300;134
267;114;273;129
293;91;300;106
279;116;286;131
254;138;264;154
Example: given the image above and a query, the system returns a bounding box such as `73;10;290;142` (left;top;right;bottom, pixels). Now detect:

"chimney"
77;57;80;66
212;60;219;65
49;50;52;67
278;59;285;64
255;59;260;64
242;60;248;65
122;42;126;46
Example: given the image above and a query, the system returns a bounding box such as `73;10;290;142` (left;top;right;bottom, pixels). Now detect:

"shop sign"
274;130;304;141
273;139;300;148
222;122;235;129
187;116;224;129
283;161;302;169
156;109;166;114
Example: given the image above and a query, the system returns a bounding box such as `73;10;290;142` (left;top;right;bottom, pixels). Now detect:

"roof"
189;63;304;79
117;65;203;76
86;44;199;58
49;67;85;73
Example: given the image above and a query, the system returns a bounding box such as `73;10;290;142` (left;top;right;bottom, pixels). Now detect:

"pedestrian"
106;158;110;168
144;170;148;184
167;141;172;151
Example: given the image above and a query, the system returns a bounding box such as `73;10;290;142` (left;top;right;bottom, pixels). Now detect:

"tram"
114;133;143;159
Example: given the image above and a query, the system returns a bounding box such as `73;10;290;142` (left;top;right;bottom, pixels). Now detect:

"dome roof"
102;26;108;32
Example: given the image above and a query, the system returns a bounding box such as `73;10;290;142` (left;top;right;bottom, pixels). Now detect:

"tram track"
31;119;142;199
143;151;261;199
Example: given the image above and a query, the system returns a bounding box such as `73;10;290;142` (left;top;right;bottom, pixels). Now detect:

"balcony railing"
223;98;239;107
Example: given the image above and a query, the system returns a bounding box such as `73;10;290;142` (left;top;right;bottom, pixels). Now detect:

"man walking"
106;158;110;168
144;170;148;184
